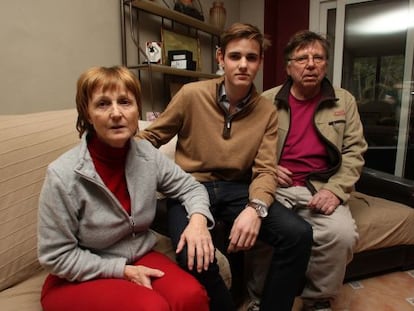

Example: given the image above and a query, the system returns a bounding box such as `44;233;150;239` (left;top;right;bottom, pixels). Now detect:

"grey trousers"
246;186;358;301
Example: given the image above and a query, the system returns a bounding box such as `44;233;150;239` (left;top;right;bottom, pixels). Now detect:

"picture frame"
161;28;201;71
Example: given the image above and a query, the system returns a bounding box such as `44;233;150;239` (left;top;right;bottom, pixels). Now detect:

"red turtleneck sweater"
87;135;131;215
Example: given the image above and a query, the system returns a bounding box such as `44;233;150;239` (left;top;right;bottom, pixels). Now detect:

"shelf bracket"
126;0;155;112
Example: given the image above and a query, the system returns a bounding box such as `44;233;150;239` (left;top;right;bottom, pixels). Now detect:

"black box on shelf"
170;59;197;71
168;50;193;62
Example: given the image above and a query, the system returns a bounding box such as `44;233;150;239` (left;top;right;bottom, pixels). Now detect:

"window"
311;0;414;179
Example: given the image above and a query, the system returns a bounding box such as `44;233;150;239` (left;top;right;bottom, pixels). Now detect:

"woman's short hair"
75;66;142;137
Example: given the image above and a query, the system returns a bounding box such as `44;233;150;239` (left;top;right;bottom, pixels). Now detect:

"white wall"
0;0;264;115
0;0;121;114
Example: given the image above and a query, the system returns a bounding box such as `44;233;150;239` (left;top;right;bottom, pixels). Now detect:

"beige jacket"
262;78;368;203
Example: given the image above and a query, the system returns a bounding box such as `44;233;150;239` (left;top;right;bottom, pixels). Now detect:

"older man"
260;30;367;311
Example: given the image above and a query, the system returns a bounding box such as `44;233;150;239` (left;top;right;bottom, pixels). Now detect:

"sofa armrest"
355;167;414;208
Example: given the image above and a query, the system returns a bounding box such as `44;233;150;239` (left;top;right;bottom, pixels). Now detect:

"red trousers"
41;251;209;311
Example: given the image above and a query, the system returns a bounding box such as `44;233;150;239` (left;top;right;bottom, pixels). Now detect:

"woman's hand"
176;213;215;273
124;265;164;289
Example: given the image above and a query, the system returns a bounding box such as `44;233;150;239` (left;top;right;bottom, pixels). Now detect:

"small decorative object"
209;1;226;30
145;41;162;64
216;64;224;75
215;45;224;75
174;0;204;21
146;111;160;121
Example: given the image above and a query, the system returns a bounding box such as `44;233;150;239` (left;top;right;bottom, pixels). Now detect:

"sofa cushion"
350;191;414;253
0;270;46;311
0;109;79;291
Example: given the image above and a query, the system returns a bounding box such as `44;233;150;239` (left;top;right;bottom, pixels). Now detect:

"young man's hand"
227;206;261;253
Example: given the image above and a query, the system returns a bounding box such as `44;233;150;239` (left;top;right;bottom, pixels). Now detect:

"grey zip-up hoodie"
38;135;213;282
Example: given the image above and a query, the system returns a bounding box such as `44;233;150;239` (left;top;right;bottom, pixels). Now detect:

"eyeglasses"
288;55;326;65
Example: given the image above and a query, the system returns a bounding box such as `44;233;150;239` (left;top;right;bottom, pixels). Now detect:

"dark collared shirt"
218;82;252;114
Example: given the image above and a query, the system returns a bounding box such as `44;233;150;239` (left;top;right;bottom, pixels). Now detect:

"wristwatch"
246;200;268;218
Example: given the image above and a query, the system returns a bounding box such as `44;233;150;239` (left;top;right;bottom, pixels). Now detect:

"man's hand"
124;265;164;289
278;165;339;215
227;206;261;253
277;165;293;187
308;188;340;215
176;213;215;273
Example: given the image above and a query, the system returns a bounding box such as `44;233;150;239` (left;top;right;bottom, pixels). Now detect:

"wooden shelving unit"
129;63;219;79
130;0;221;36
120;0;221;112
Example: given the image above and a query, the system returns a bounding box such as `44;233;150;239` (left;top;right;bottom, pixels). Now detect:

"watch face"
257;206;268;218
246;202;268;218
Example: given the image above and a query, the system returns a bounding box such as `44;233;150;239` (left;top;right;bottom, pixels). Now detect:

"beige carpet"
292;270;414;311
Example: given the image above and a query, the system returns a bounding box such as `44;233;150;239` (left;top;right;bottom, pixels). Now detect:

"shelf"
121;0;220;111
131;64;219;79
129;0;222;36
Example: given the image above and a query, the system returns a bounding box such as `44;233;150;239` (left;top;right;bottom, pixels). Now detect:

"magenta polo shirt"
279;93;329;186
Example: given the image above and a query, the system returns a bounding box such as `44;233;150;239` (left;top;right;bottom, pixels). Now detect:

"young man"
138;23;312;311
260;30;368;311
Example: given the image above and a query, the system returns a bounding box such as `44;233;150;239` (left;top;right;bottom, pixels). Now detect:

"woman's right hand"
124;265;164;289
176;213;214;273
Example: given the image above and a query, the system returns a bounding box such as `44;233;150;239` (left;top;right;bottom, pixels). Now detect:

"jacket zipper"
130;217;136;237
77;171;136;236
223;115;233;139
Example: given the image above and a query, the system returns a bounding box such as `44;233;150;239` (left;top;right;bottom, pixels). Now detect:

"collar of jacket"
274;77;338;110
274;77;343;192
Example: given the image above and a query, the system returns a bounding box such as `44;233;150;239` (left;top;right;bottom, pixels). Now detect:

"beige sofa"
1;109;413;310
0;109;230;311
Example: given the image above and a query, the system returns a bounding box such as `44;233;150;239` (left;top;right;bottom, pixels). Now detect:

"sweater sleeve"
249;99;279;206
322;89;368;202
137;88;187;147
37;167;127;282
152;147;215;228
